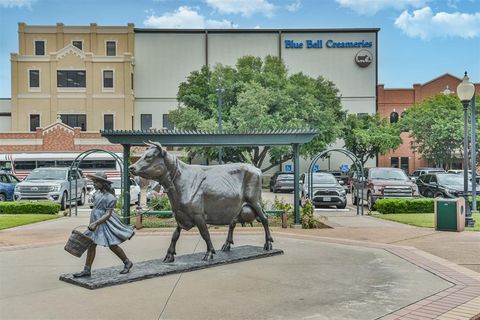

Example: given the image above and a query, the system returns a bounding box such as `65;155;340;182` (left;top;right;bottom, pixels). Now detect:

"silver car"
14;167;87;210
301;172;347;209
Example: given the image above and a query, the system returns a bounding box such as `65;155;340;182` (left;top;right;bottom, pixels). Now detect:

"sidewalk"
1;206;479;319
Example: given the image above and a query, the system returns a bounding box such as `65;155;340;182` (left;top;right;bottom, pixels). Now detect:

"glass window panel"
35;41;45;55
106;41;116;56
163;114;173;130
390;157;399;168
72;41;82;50
57;70;86;88
104;114;114;130
103;70;113;88
30;114;40;132
29;70;39;88
400;157;409;173
15;161;36;170
141;114;152;130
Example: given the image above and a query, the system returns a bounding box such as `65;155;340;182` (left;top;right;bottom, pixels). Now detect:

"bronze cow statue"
129;141;273;262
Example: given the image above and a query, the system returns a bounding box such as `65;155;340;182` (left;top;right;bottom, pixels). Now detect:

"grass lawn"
0;214;61;230
375;212;480;231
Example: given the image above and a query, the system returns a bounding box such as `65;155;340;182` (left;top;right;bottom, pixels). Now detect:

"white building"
134;28;379;172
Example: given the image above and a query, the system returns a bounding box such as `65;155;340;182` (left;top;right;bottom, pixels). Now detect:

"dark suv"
416;173;480;198
410;168;445;181
269;172;294;193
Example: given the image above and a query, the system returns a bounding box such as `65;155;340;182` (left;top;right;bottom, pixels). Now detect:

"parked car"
88;177;141;208
351;167;420;211
416;173;480;198
300;172;347;209
14;167;87;210
0;171;20;201
269;172;294;193
410;167;445;181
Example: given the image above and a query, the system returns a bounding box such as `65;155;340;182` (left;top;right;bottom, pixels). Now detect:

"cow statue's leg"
221;219;237;252
193;215;216;261
164;225;182;263
252;202;273;250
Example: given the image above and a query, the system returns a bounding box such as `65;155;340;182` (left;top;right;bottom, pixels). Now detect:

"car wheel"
424;190;434;198
0;193;6;201
269;186;273;192
77;189;86;205
60;192;67;211
336;202;347;209
367;194;375;211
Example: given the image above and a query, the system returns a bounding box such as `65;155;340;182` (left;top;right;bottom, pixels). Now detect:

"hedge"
375;196;480;214
0;201;60;214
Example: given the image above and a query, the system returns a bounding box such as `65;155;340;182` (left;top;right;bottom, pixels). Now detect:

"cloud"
205;0;275;17
0;0;34;9
144;6;238;29
286;0;302;12
335;0;429;15
395;6;480;39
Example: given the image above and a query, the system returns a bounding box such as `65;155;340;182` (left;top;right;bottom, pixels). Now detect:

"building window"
35;40;45;55
57;70;86;88
103;70;114;89
104;114;114;130
141;114;152;130
390;111;399;124
29;70;40;88
29;114;40;132
60;114;86;131
400;157;409;173
72;40;83;50
106;41;116;56
163;114;174;130
390;157;399;168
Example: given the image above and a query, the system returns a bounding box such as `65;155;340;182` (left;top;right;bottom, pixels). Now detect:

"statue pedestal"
59;245;284;290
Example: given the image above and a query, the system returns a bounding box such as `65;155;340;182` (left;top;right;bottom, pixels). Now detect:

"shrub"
300;199;325;228
0;201;60;214
375;198;434;214
148;195;172;211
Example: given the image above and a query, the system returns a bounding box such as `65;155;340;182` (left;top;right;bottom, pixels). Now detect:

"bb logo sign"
355;50;373;68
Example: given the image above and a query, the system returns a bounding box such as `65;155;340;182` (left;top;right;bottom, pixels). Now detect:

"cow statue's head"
129;141;169;180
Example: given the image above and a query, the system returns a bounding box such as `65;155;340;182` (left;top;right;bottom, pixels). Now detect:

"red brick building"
377;74;480;174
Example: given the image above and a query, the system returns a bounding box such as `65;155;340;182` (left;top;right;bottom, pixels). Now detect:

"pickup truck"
14;167;87;210
351;167;420;211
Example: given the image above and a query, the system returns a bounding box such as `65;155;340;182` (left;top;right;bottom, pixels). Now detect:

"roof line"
134;28;380;34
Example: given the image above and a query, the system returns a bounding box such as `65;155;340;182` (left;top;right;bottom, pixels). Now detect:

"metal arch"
306;148;365;215
68;149;124;218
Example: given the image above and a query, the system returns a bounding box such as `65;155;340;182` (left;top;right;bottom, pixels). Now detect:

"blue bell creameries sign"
285;39;373;49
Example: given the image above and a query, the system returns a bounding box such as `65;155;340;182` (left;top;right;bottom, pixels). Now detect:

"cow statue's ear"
148;140;166;157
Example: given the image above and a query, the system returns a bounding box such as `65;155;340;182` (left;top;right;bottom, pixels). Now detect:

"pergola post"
123;144;131;224
293;143;301;225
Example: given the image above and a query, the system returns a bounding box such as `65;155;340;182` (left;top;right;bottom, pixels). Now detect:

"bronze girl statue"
73;172;134;277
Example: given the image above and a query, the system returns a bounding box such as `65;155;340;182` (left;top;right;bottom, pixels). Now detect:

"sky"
0;0;479;98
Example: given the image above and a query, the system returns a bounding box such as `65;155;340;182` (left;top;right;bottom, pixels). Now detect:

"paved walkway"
0;204;479;319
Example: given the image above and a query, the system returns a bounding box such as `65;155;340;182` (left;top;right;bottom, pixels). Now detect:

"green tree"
342;113;402;167
399;94;480;169
169;55;345;171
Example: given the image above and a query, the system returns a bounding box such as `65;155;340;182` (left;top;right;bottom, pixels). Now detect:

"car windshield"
26;169;67;180
438;174;471;186
277;174;293;180
370;169;408;180
306;174;337;184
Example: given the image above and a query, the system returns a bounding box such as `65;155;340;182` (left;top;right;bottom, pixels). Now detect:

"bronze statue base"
59;245;284;290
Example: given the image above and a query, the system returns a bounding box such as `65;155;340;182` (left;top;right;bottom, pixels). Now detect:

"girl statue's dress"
87;191;134;246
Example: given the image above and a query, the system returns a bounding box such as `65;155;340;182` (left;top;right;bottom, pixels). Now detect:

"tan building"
10;22;134;132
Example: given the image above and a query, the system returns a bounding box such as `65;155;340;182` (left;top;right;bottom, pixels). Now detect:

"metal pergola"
101;129;318;225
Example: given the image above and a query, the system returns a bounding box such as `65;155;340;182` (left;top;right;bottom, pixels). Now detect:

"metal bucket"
64;226;93;258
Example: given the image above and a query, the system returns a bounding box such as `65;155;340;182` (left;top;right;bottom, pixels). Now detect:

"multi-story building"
10;22;134;132
378;73;480;173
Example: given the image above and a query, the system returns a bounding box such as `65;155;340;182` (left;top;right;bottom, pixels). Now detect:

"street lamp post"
457;72;476;227
216;88;224;164
471;95;477;212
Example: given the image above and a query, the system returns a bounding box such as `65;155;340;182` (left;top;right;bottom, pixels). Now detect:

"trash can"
434;197;465;232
